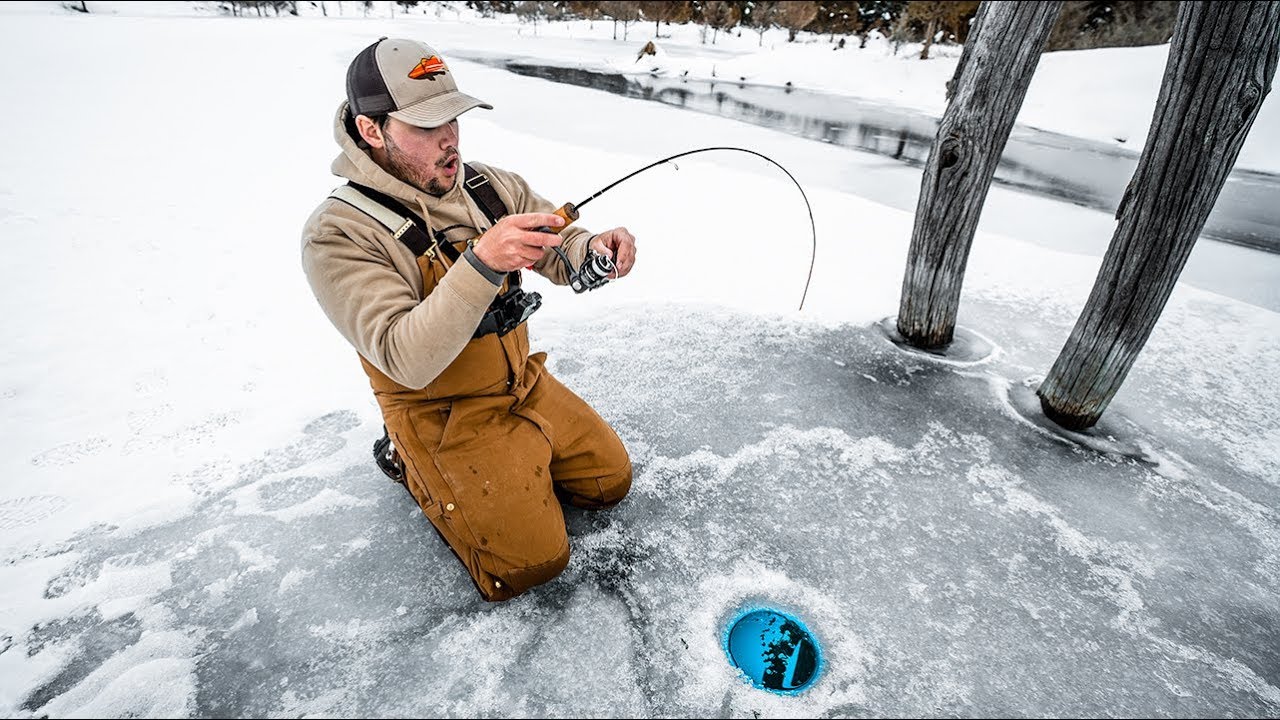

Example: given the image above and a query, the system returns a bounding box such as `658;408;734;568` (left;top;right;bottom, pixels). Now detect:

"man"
301;38;636;602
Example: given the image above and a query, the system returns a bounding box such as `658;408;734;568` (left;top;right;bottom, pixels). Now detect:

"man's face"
376;117;461;197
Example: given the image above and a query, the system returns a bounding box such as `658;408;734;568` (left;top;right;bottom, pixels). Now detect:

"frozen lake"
452;56;1280;313
11;303;1280;717
474;57;1280;254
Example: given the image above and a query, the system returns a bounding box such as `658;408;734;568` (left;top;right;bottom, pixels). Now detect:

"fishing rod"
543;147;818;311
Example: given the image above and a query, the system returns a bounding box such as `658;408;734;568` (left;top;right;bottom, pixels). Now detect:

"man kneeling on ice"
301;38;637;601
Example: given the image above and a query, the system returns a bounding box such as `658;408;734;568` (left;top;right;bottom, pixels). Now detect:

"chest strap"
462;163;508;226
328;176;528;314
330;183;457;261
329;164;510;259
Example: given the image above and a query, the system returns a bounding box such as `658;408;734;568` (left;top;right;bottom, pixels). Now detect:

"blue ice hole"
723;607;823;695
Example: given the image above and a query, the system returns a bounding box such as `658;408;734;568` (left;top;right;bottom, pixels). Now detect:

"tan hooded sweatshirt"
301;103;595;390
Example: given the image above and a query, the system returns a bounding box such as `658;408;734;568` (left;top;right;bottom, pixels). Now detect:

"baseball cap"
346;38;492;128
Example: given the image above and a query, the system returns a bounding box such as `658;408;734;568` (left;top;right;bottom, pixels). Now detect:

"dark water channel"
485;60;1279;254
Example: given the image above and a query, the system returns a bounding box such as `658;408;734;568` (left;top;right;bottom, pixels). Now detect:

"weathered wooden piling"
1038;1;1280;431
897;1;1062;349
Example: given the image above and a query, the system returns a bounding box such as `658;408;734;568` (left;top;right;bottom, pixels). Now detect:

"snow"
326;3;1276;176
1;2;1279;717
12;0;1276;173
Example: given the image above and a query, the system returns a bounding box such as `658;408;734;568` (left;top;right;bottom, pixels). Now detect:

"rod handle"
548;202;579;235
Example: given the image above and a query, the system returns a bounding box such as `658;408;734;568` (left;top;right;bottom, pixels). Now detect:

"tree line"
209;1;1179;56
218;1;440;18
469;1;1179;55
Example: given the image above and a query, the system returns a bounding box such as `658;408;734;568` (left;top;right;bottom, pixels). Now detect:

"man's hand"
589;227;637;279
471;213;566;273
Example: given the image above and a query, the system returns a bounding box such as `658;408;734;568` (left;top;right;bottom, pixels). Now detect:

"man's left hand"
589;228;637;279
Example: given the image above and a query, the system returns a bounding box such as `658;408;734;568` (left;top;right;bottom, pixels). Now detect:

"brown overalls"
361;249;632;602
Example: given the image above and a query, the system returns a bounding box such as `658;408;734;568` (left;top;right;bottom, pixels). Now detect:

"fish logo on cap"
408;56;447;79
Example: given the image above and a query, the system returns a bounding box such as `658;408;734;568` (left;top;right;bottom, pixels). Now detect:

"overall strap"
462;163;509;225
330;183;462;262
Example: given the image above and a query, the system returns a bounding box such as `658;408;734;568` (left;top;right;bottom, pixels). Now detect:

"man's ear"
355;114;386;149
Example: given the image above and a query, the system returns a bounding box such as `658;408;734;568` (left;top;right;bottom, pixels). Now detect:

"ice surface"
3;305;1278;717
877;319;1000;366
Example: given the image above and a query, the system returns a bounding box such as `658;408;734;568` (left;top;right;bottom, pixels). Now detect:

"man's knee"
581;428;633;508
596;461;632;508
560;459;632;510
483;538;571;602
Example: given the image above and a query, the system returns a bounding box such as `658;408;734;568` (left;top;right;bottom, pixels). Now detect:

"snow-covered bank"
6;1;1277;173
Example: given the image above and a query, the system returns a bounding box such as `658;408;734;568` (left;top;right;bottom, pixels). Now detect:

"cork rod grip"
550;202;580;234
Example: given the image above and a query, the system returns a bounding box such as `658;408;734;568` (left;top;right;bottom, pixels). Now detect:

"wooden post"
1038;1;1280;432
897;1;1062;348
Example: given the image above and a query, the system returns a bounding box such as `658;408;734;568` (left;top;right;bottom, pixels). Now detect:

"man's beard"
384;132;458;197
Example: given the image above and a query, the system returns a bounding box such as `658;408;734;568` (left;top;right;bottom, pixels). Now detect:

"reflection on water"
724;608;822;694
488;60;1279;253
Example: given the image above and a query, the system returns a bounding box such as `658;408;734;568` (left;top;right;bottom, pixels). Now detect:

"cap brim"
389;91;492;129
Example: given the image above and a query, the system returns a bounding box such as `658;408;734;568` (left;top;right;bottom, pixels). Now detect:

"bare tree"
600;0;641;40
911;2;941;59
851;1;906;47
569;0;602;28
644;1;690;38
904;0;979;59
702;0;740;44
897;1;1063;349
1047;0;1178;51
776;1;819;41
514;0;546;33
816;0;859;43
747;1;784;46
1037;1;1280;431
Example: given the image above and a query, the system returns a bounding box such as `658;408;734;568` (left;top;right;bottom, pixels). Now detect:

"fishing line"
570;147;818;311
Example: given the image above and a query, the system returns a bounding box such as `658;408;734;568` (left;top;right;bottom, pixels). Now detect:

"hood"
330;101;478;227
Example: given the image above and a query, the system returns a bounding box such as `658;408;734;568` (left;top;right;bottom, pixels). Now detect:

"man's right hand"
470;213;565;273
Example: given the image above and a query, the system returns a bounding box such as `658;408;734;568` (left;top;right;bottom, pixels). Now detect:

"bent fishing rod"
542;147;818;311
